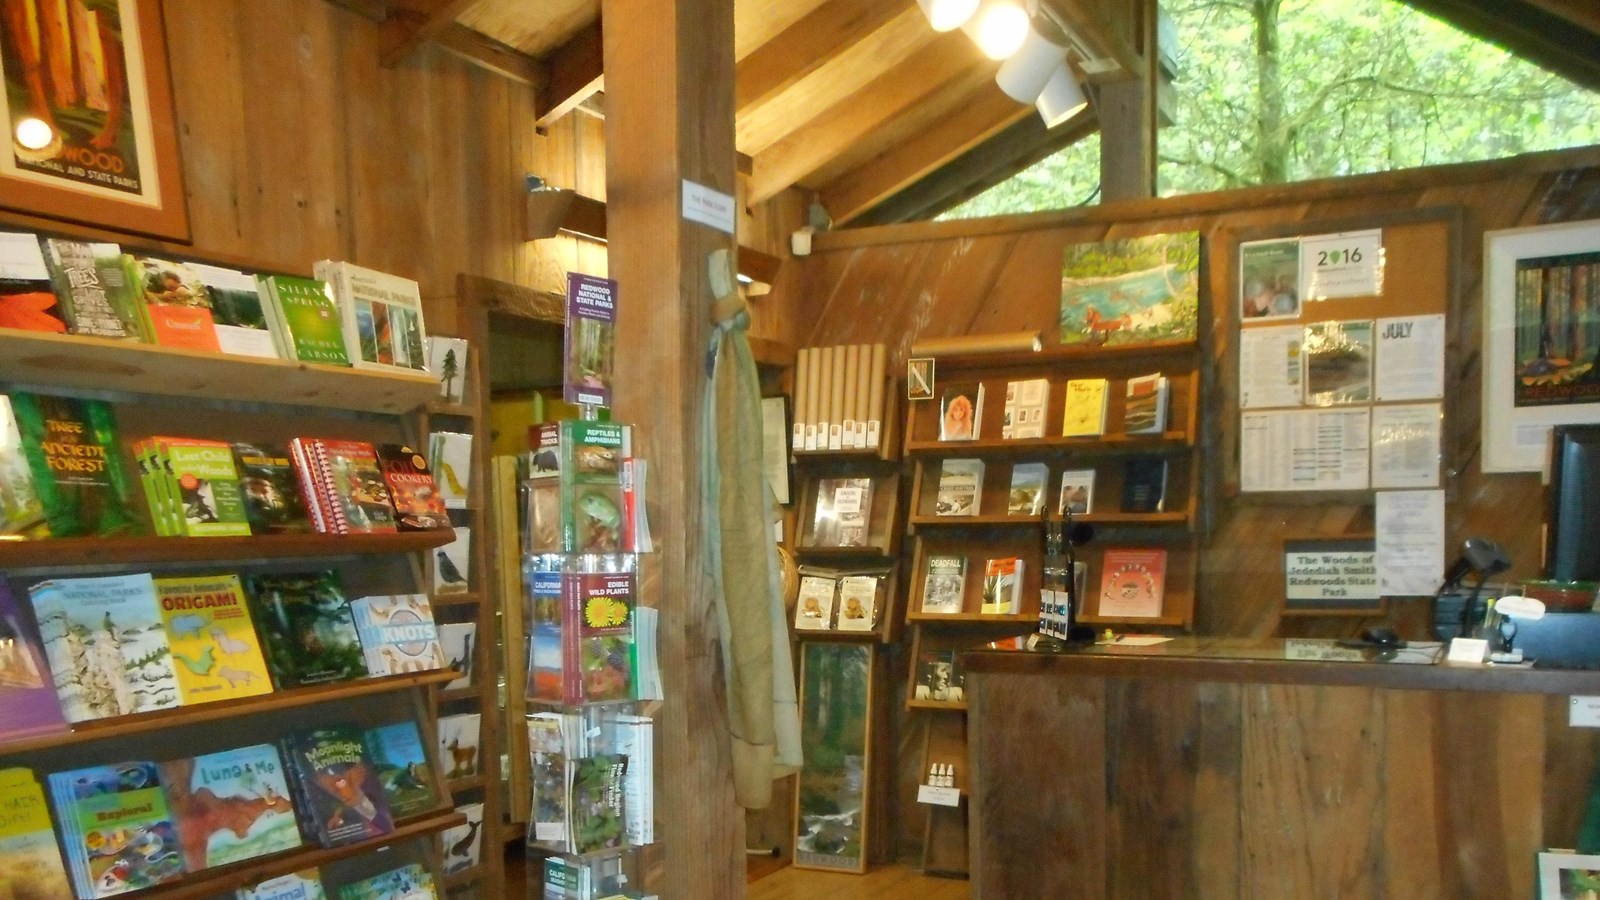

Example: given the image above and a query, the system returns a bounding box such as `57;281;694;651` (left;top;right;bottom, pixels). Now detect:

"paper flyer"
1376;489;1445;596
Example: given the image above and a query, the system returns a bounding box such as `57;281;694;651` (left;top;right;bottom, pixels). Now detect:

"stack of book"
791;343;888;451
526;571;638;706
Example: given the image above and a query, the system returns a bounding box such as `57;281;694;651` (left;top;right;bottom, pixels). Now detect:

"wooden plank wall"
777;145;1600;861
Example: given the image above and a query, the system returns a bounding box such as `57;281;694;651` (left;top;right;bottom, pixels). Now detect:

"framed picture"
907;357;934;400
792;641;874;873
0;0;189;241
1538;849;1600;899
1483;219;1600;473
1060;231;1200;346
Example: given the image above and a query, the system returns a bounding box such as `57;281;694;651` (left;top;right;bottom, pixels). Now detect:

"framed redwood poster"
0;0;188;241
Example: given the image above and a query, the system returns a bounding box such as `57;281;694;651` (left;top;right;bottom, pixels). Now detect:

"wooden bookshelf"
909;511;1191;528
904;431;1193;457
0;529;454;571
0;328;438;414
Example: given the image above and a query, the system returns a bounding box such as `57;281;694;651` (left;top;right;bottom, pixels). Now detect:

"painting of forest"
793;642;871;872
1060;232;1200;346
1513;251;1600;407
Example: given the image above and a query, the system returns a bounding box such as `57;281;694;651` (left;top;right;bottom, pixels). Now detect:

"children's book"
373;444;448;531
0;768;72;900
260;275;350;366
563;273;617;408
9;392;140;537
0;582;66;744
188;263;280;358
236;869;327;900
981;557;1024;615
1058;469;1096;516
938;384;984;441
569;754;626;855
160;744;301;871
1001;378;1050;440
0;231;67;333
314;261;428;373
439;622;475;691
438;713;482;781
792;575;836;631
1007;463;1048;516
426;337;469;403
244;571;368;689
921;555;967;614
156;574;272;705
348;594;444;676
0;395;47;538
1096;548;1168;619
127;256;221;352
154;437;253;537
426;432;473;511
809;477;872;547
41;238;141;339
935;458;984;517
1061;378;1110;437
439;802;485;875
432;527;471;595
232;442;311;534
48;760;185;897
331;862;436;900
281;724;393;847
835;575;882;632
363;720;438;819
31;574;179;722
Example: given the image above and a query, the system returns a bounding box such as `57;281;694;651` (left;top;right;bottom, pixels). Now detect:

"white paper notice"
1375;314;1445;401
1240;408;1369;492
0;231;49;280
1239;325;1304;409
1376;489;1445;596
1240;411;1292;492
1309;407;1370;490
682;179;736;234
1371;403;1442;489
1301;229;1384;299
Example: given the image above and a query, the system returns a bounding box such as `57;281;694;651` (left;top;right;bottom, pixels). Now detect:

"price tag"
1446;637;1489;665
916;785;961;807
1300;229;1383;300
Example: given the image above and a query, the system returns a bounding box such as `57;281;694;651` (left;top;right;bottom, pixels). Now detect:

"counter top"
962;635;1600;694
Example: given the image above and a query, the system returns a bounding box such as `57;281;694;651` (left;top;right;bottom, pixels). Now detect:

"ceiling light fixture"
995;25;1067;103
916;0;979;33
973;1;1031;60
1036;62;1088;128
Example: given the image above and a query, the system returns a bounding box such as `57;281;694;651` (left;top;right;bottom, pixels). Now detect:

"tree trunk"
1253;0;1288;183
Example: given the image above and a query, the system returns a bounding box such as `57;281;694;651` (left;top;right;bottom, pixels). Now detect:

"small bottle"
945;763;956;788
928;763;939;786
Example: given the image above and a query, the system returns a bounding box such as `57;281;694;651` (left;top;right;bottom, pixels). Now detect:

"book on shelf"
432;526;472;595
0;231;67;333
363;720;439;819
526;421;628;554
329;863;436;900
0;581;66;744
569;573;636;703
1096;548;1168;618
1007;462;1048;516
259;275;350;367
160;743;302;871
935;458;984;517
0;396;47;538
810;476;873;547
1061;378;1109;437
314;261;428;373
244;571;369;689
1002;378;1050;440
349;594;444;676
438;713;482;781
48;760;185;897
152;436;254;537
425;336;469;404
571;754;628;855
232;442;312;535
280;723;394;848
938;383;984;441
1058;468;1096;516
835;574;882;632
865;343;887;449
438;622;476;690
41;238;142;340
188;263;281;359
426;431;473;512
9;392;140;537
156;574;273;705
920;554;967;614
31;573;180;722
236;869;327;900
563;273;617;408
1121;456;1169;513
981;557;1025;615
793;574;836;631
290;438;398;535
1124;373;1170;435
126;256;222;352
913;651;964;703
0;768;72;900
374;444;449;531
608;713;656;846
439;802;485;875
526;713;571;849
841;344;860;448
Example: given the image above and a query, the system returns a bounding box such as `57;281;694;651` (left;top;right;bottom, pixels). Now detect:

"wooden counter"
963;638;1600;899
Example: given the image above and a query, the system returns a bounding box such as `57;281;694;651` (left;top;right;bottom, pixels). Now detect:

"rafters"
1397;0;1600;91
734;0;905;115
381;0;483;67
537;19;604;128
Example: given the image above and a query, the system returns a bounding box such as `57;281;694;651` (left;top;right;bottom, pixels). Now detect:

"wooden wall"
777;144;1600;861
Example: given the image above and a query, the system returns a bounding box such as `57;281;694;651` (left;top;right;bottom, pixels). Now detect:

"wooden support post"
602;0;743;897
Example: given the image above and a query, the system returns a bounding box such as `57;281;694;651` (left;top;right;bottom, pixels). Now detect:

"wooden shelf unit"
787;446;905;645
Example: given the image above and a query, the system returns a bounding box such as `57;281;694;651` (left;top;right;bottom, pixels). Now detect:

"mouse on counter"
1360;626;1406;649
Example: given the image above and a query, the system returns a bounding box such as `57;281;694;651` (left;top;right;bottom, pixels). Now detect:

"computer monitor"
1546;424;1600;582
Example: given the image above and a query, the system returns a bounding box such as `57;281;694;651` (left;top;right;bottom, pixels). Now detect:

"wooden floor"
747;864;970;900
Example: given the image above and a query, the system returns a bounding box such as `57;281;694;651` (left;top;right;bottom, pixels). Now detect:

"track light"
996;25;1067;103
1036;62;1088;127
973;2;1030;60
916;0;979;33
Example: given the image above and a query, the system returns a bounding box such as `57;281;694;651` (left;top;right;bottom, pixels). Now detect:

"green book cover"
41;238;141;339
0;396;46;538
267;276;350;366
159;437;252;536
557;421;625;553
8;392;139;537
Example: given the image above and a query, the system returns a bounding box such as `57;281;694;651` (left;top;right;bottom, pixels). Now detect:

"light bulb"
975;3;1030;60
917;0;979;33
14;117;53;151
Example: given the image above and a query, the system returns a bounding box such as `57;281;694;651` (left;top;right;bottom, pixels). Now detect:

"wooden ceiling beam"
433;24;541;85
1524;0;1600;35
1397;0;1600;91
381;0;482;67
537;18;605;129
324;0;389;22
746;32;983;204
1036;0;1142;78
819;90;1035;225
734;0;906;115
